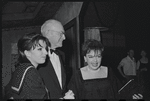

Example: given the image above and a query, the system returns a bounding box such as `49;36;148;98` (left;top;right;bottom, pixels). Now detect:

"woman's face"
26;40;48;66
84;50;102;70
141;50;146;57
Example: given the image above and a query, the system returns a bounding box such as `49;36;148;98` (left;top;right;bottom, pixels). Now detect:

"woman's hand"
63;90;75;99
9;97;14;99
132;94;143;99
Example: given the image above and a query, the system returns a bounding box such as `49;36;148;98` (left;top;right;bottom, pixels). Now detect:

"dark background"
124;1;149;58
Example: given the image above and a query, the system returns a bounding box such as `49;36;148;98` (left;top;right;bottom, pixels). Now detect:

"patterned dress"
5;63;49;99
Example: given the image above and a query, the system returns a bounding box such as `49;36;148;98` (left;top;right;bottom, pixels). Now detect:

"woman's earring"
84;56;87;62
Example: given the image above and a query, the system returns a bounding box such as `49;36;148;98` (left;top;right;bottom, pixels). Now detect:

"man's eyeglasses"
50;30;65;38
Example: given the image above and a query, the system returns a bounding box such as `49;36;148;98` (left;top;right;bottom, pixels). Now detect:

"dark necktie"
50;49;59;55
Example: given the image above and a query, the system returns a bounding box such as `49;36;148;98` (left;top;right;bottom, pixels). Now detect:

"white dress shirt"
48;50;62;89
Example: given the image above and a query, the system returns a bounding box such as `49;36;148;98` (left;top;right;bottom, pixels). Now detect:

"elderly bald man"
38;19;74;99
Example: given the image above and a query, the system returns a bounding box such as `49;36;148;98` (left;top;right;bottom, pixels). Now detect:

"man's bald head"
41;19;65;49
41;19;63;36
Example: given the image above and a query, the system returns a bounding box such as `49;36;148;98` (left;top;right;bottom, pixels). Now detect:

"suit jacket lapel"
61;62;66;90
47;58;62;90
57;52;66;90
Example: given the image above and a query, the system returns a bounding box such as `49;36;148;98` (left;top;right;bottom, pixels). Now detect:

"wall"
2;26;40;88
54;2;83;25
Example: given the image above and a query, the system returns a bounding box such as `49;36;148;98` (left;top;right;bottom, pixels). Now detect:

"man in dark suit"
38;19;74;99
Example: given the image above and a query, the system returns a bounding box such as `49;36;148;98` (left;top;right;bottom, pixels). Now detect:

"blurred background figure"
117;49;137;83
137;49;150;99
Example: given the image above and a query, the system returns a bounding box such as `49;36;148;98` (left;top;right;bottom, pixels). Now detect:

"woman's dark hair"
82;39;104;56
15;32;50;66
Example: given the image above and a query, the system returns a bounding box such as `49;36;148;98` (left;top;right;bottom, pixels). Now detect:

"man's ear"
45;30;49;35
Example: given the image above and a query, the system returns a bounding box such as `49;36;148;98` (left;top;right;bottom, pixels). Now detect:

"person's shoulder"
123;56;128;59
10;63;35;92
57;49;64;55
17;63;33;69
100;66;108;73
14;63;34;75
25;66;39;80
121;56;128;61
20;64;36;76
100;65;107;70
16;63;36;76
80;66;87;72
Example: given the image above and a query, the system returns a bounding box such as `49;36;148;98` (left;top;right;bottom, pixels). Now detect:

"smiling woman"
4;32;51;99
67;39;120;99
67;39;143;99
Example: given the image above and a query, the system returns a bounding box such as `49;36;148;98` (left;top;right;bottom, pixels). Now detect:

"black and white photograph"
2;1;150;100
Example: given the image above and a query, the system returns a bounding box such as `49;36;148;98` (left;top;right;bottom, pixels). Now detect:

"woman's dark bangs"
32;36;41;50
